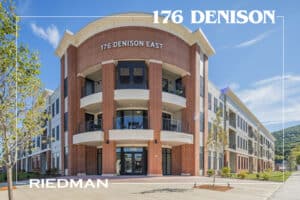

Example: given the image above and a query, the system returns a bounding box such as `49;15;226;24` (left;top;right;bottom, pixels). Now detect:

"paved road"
270;171;300;200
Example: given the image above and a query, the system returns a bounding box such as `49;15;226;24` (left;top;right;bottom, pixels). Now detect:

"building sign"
100;40;163;51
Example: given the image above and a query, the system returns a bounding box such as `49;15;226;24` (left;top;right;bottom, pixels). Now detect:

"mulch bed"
0;186;17;191
194;184;233;192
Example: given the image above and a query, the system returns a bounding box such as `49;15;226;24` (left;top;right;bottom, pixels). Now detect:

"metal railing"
77;119;102;133
162;85;185;97
229;119;236;128
229;143;236;150
114;117;148;129
162;118;188;133
81;85;102;98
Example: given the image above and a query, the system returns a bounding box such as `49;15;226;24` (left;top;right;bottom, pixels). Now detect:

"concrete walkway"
270;171;300;200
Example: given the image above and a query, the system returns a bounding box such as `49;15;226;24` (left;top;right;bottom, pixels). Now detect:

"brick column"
102;61;116;175
203;54;209;175
67;45;79;175
147;60;162;176
181;44;200;176
76;76;86;174
60;55;65;173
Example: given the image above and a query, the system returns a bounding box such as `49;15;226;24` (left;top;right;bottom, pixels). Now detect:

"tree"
288;145;300;171
207;109;228;186
0;1;47;200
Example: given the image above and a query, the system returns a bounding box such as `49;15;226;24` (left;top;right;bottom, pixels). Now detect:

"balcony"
80;87;102;112
162;85;185;97
229;111;236;128
78;120;102;133
73;120;104;146
110;116;153;143
248;128;254;138
160;118;192;146
114;116;148;129
162;118;188;132
229;143;236;150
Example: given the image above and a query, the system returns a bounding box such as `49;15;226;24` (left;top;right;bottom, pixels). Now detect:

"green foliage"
261;173;270;181
273;125;300;160
221;167;231;178
237;170;248;179
256;173;260;179
288;145;300;170
207;109;228;150
297;155;300;165
207;169;215;177
0;2;46;199
0;0;46;167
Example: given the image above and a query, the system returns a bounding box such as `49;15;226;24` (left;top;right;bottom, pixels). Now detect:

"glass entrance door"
119;147;147;175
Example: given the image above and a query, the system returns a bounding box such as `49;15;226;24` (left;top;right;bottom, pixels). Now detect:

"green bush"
0;173;7;182
221;167;231;178
237;170;248;179
261;173;270;181
207;169;215;177
256;173;260;179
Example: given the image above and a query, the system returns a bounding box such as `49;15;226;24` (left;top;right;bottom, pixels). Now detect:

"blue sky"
15;0;300;131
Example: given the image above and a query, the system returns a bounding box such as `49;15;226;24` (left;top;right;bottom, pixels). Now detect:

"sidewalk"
270;171;300;200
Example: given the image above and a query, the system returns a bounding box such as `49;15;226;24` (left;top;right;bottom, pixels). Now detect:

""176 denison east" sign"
100;40;163;51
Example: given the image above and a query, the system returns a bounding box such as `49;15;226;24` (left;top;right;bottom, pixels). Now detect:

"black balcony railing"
77;119;102;133
229;143;236;150
114;117;148;129
248;146;254;155
162;118;188;132
229;119;236;128
81;86;102;98
162;85;185;97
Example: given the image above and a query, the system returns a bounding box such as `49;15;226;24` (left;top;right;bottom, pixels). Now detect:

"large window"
64;112;68;131
219;153;223;169
56;98;59;114
214;97;218;113
199;147;204;170
56;125;60;141
200;112;204;132
64;78;68;98
208;93;212;110
52;103;55;117
115;110;148;129
213;152;217;170
116;61;147;89
200;76;204;97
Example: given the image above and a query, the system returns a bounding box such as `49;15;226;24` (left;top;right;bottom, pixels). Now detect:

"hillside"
272;125;300;160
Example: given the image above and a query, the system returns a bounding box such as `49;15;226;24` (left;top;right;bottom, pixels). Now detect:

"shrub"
0;173;7;182
221;167;231;178
261;173;270;181
237;170;248;179
207;169;215;177
266;168;272;173
256;173;260;179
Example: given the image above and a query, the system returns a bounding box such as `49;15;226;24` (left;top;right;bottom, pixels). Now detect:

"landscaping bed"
194;184;233;192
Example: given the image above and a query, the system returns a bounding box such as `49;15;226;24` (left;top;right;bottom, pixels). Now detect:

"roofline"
55;12;215;58
223;87;276;141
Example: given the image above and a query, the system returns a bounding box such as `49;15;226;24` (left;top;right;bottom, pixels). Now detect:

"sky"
15;0;300;132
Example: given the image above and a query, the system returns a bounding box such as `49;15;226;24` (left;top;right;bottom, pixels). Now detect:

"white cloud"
228;82;240;91
235;74;300;128
234;30;274;48
30;23;60;48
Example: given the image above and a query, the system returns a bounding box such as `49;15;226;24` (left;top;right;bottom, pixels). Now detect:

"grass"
231;171;292;182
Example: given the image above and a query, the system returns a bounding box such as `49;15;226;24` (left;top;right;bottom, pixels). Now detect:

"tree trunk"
6;164;14;200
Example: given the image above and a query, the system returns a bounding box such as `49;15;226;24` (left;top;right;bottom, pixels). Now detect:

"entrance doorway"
97;148;102;175
162;148;172;175
117;147;147;175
